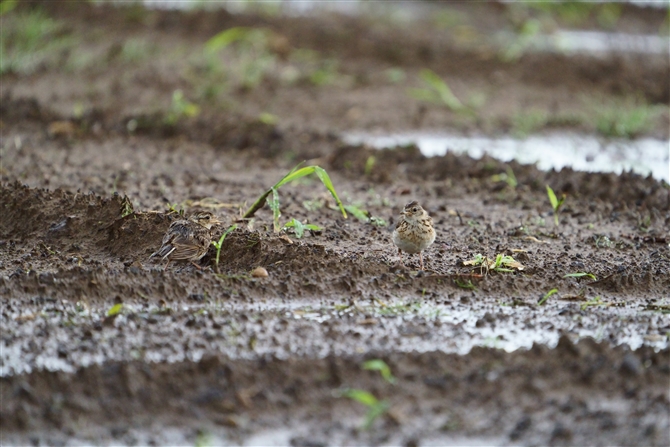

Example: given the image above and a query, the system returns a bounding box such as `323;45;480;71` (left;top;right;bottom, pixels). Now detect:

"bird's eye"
412;207;418;212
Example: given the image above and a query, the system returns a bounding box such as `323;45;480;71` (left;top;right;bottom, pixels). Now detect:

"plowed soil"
1;2;669;446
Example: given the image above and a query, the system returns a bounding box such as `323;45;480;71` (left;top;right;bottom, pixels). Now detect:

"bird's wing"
151;220;197;261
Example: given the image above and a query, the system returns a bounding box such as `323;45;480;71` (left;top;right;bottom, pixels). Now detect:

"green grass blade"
274;166;315;188
214;224;238;268
538;288;558;306
313;167;347;218
564;272;597;281
241;162;305;219
269;187;281;233
546;185;558;210
419;69;464;111
205;27;250;53
342;389;378;407
344;205;369;222
363;401;390;430
362;359;396;384
107;303;123;316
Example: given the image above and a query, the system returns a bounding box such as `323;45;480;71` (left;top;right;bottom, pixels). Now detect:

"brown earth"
1;2;669;445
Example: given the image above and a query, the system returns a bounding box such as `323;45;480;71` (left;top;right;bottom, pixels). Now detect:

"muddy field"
1;2;669;445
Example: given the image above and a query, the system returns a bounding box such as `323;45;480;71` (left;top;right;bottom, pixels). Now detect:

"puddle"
343;132;670;183
142;0;669;57
4;297;666;377
535;30;669;55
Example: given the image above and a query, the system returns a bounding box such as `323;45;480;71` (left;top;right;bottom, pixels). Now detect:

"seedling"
211;224;238;272
120;196;134;218
283;219;321;239
362;359;396;384
0;8;74;75
339;389;390;430
463;253;524;274
591;96;664;138
546;185;565;226
490;167;518;188
258;112;278;125
364;156;376;177
563;272;597;281
580;296;606;311
344;204;387;227
501;18;541;62
408;69;467;113
107;303;123;316
165;90;200;125
455;279;476;290
243;163;346;232
537;288;558;306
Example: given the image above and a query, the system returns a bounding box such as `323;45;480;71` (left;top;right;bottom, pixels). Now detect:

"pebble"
251;267;269;278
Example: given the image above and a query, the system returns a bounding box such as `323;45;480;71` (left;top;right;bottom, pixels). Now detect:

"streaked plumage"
151;211;221;269
392;200;436;270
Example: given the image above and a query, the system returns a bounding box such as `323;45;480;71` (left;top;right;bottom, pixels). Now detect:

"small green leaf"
107;303;123;317
344;204;370;222
538;288;558;306
313;167;347;218
0;0;18;15
269;187;281;233
213;224;237;268
284;218;305;238
258;112;278;125
364;156;376;176
205;27;251;53
363;400;390;430
546;185;559;210
342;389;378;407
362;359;396;384
563;272;597;281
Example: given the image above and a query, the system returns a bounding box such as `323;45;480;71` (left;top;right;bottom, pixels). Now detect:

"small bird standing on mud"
392;200;436;271
151;211;222;269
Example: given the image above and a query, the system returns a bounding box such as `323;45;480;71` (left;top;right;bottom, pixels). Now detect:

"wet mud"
1;2;669;445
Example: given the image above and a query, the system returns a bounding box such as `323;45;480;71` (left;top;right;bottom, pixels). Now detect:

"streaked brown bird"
392;200;436;271
151;211;222;269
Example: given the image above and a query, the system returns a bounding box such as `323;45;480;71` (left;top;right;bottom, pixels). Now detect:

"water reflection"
343;132;670;183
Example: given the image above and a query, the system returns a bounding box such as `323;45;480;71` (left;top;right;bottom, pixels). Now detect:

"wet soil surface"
1;2;669;446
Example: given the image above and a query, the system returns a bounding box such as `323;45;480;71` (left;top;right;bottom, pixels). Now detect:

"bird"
150;211;222;269
392;200;436;271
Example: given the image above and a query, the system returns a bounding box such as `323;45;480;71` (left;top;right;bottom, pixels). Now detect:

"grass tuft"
243;163;347;228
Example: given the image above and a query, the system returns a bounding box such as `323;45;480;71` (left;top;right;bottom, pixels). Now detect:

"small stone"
251;267;269;278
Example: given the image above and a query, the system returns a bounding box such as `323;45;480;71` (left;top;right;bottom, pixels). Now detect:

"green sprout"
581;296;606;311
107;303;123;317
344;204;387;227
455;279;476;290
0;8;74;75
165;90;200;125
537;288;558;306
243;163;347;231
362;359;396;384
408;69;466;113
211;224;238;272
546;185;565;226
340;389;390;430
464;253;524;274
283;219;321;238
563;272;597;281
490;167;518;188
364;156;376;177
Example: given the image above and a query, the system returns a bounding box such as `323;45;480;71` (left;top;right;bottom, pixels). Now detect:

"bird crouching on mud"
392;200;436;271
150;211;222;269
